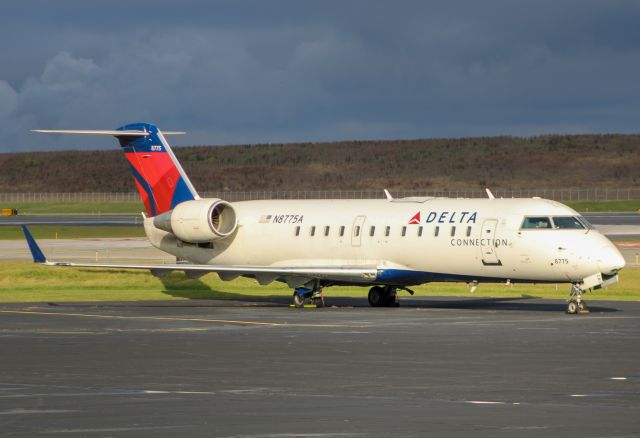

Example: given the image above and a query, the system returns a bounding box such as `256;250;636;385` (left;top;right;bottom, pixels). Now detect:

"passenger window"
310;226;316;236
418;226;423;237
450;226;456;237
370;226;375;237
385;226;390;237
552;216;585;229
401;226;407;237
355;226;360;237
324;226;330;236
434;226;439;237
466;226;472;237
521;217;552;229
295;226;300;236
339;225;345;237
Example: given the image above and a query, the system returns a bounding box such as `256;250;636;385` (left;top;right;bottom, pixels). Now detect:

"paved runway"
1;298;639;437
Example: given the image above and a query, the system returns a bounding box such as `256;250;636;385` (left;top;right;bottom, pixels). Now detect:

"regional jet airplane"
26;122;625;313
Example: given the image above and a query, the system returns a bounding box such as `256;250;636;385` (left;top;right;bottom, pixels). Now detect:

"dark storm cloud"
1;0;639;151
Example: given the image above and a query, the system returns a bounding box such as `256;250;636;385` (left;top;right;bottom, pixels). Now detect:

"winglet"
384;189;393;201
21;226;47;263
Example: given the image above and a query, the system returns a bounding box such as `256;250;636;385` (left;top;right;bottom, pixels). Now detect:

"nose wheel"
567;283;589;315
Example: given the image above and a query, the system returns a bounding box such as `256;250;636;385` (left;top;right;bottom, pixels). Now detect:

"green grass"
2;201;143;214
0;262;638;303
2;199;640;215
0;226;145;240
566;200;640;212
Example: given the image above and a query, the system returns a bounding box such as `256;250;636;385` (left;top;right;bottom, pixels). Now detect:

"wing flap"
42;260;377;283
21;225;377;284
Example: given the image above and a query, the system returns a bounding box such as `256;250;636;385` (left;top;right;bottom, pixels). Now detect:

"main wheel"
293;292;305;308
566;300;579;314
384;292;398;307
368;286;385;307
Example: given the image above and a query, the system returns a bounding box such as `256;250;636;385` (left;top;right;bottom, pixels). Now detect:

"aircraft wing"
21;226;377;287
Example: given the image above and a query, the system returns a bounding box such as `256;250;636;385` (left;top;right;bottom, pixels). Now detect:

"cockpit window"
577;216;595;230
552;216;585;230
521;217;552;229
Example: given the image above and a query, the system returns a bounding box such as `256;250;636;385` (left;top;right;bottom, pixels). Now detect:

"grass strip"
2;199;640;215
1;201;144;214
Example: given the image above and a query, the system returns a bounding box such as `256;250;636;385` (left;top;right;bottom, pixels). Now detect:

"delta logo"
408;211;478;224
408;212;421;224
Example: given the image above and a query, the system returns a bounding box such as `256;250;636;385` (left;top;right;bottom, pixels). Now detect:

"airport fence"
1;188;640;203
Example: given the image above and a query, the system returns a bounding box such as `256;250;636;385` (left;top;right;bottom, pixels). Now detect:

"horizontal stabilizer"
31;130;185;136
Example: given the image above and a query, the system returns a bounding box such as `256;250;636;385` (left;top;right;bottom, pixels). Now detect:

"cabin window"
369;226;375;237
450;226;456;237
466;226;472;237
324;226;330;236
418;226;423;237
339;225;345;237
295;226;300;236
521;217;552;229
385;226;390;237
434;226;439;237
552;216;585;230
401;226;407;237
310;226;316;236
355;226;360;237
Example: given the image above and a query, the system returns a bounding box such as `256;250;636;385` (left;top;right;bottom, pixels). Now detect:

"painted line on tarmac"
0;309;365;328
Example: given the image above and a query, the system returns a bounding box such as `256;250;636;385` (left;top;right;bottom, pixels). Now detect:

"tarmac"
1;297;639;437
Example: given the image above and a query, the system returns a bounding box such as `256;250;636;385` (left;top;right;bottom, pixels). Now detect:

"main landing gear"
566;283;589;315
293;286;324;308
368;286;400;307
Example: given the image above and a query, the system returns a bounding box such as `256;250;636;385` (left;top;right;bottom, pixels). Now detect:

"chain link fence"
1;188;640;203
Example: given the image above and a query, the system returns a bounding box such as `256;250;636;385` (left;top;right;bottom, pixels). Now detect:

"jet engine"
152;199;237;243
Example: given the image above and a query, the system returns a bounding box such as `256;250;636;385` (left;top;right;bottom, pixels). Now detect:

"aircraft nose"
598;244;626;275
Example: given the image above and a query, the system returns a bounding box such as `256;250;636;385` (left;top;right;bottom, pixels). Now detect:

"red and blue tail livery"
116;123;199;216
32;122;198;217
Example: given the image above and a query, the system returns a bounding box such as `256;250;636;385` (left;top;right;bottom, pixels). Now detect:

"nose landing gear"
567;283;589;315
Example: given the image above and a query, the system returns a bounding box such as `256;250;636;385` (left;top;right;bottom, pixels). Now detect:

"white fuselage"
143;197;625;287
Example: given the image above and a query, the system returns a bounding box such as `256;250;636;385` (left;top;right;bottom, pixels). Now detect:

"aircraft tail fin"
32;123;199;216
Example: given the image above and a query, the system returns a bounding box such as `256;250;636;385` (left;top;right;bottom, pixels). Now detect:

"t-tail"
33;123;198;216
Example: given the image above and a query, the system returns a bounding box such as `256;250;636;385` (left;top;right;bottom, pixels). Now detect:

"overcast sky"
1;0;639;152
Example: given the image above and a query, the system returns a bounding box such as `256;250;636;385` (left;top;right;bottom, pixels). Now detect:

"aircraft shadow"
75;269;620;313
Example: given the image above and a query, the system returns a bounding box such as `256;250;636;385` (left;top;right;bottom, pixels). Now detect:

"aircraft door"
480;219;501;265
351;215;366;247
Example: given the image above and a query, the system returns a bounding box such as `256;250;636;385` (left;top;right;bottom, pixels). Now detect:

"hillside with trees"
0;134;639;192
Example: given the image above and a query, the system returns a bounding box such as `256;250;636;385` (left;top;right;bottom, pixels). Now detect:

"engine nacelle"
152;199;237;243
